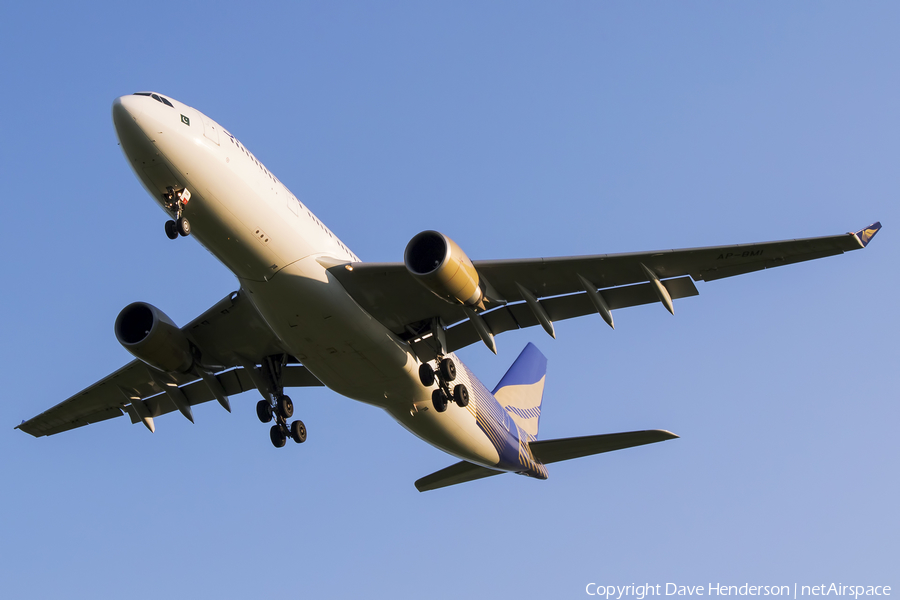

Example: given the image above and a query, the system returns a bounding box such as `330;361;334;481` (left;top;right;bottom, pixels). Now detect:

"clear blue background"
1;2;896;598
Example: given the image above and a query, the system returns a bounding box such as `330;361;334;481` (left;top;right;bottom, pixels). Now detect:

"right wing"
16;291;323;437
330;222;881;357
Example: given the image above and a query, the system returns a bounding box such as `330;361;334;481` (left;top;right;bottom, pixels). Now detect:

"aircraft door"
200;114;220;145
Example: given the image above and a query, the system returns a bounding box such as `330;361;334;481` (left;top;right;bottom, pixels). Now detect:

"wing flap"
431;277;698;355
414;460;505;492
121;366;322;424
529;429;679;464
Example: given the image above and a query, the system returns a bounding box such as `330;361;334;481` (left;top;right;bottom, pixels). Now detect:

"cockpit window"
132;92;174;108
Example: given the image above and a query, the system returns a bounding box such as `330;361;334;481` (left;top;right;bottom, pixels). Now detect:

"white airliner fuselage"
112;93;536;476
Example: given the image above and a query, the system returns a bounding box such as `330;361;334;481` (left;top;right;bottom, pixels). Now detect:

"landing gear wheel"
164;220;178;240
432;389;448;413
270;424;286;448
453;384;469;407
418;363;435;387
290;420;307;443
277;395;294;419
439;357;456;382
176;216;191;236
256;400;273;423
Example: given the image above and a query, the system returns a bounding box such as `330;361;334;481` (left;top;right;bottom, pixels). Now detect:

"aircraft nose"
112;94;150;148
112;94;142;126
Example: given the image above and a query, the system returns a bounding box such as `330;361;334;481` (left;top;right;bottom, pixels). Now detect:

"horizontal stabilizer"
529;429;678;464
415;429;678;492
414;460;504;492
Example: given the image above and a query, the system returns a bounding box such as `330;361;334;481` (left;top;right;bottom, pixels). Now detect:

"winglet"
853;222;882;248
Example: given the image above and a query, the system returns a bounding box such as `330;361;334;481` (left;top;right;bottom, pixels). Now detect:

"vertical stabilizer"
491;343;547;440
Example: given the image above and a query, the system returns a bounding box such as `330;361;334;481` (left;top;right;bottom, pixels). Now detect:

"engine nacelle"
404;230;484;307
114;302;194;373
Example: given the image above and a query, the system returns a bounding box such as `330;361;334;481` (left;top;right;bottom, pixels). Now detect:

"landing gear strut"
247;355;307;448
162;186;192;239
423;356;468;413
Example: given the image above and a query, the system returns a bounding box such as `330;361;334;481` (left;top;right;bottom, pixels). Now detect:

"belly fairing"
240;257;414;399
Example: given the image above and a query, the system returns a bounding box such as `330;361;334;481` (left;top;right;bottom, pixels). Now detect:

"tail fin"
492;342;547;440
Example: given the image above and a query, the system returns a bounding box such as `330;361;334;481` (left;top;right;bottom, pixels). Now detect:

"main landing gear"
162;186;192;239
257;395;306;447
249;355;307;448
419;357;469;413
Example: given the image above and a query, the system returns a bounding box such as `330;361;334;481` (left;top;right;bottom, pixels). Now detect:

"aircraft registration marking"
716;250;763;260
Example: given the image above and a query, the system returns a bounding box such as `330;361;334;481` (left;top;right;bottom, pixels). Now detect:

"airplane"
16;91;882;492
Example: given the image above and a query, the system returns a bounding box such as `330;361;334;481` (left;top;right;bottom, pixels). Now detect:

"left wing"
17;290;323;437
330;222;881;356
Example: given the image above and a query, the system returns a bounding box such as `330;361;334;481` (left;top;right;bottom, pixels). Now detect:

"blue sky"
1;2;897;598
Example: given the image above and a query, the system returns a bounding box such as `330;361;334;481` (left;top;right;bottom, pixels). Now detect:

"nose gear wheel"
162;187;192;239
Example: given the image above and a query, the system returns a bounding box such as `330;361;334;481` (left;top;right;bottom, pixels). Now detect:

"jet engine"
404;230;484;307
114;302;194;373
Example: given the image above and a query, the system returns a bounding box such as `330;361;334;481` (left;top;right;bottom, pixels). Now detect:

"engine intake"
404;230;483;307
115;302;194;373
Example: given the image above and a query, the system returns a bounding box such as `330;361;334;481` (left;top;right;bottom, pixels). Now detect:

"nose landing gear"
421;356;468;413
162;187;192;239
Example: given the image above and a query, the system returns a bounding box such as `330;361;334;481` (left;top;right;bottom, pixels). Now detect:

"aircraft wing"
330;222;881;356
16;291;323;437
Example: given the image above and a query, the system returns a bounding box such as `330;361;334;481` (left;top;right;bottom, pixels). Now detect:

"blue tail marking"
492;343;547;441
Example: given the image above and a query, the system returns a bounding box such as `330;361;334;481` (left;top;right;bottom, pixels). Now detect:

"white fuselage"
112;93;511;469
